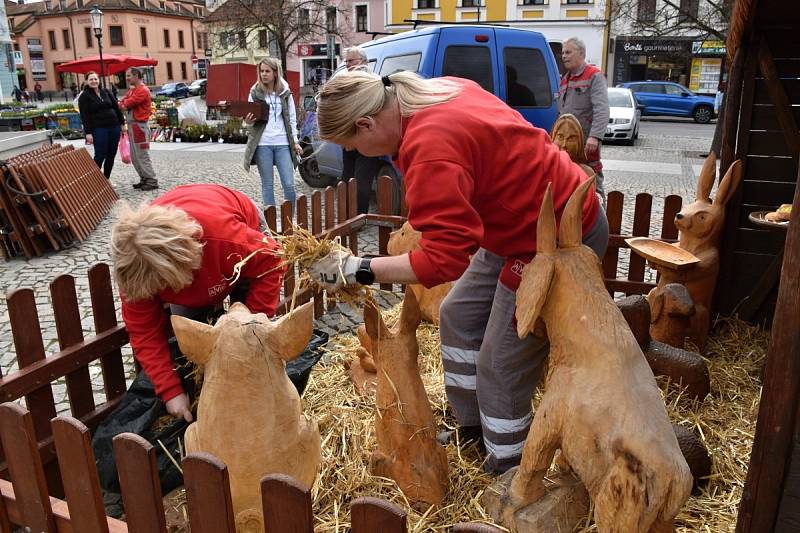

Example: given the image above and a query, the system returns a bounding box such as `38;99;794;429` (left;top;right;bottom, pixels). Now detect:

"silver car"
604;87;641;146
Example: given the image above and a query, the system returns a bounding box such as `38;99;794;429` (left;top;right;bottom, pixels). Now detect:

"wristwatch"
354;257;375;285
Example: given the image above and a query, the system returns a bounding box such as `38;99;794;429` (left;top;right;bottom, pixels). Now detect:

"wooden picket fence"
0;176;681;531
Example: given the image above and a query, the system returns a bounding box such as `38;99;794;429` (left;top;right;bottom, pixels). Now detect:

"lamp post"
90;6;106;90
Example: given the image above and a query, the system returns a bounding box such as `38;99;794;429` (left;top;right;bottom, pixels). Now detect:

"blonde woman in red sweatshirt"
308;70;609;474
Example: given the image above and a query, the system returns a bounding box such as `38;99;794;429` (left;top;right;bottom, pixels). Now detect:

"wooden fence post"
183;452;236;533
351;497;406;533
311;191;324;318
112;433;167;533
261;473;314;533
88;263;128;402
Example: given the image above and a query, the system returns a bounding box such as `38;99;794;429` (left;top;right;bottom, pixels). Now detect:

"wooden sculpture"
387;221;453;325
507;179;692;532
365;290;449;509
649;283;695;350
551;113;596;178
344;324;379;395
171;302;321;532
647;154;742;350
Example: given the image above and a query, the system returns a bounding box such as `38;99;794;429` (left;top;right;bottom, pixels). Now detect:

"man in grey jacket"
558;37;609;200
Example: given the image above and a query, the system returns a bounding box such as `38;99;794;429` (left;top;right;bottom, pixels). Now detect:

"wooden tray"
749;211;790;231
625;237;701;271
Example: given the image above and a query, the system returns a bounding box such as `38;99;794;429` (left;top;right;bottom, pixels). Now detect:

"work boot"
139;182;159;191
436;425;485;452
132;182;144;189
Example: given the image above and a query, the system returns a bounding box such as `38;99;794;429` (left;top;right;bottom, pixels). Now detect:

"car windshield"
608;92;633;108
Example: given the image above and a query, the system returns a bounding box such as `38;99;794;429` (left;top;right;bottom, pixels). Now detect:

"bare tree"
609;0;733;41
204;0;349;69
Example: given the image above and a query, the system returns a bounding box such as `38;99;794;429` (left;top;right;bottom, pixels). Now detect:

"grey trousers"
127;114;157;186
439;211;609;473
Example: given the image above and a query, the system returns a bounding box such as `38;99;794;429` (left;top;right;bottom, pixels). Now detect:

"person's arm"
78;92;94;136
109;89;125;126
588;72;610;142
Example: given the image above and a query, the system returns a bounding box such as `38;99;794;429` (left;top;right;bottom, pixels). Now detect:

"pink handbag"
118;132;131;164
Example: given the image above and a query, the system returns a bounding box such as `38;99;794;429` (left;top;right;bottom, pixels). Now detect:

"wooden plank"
741;179;797;207
745;155;798;183
265;206;277;234
0;483;11;533
336;181;348;249
281;201;295;299
772;58;800;78
113;433;167;533
51;275;96;419
627;193;653;283
88;263;127;401
311;192;324;319
602;191;624;290
750;105;800;130
749;131;795;158
757;38;800;164
719;250;781;315
183;452;236;533
0;403;56;532
351;497;406;533
776;441;800;532
51;417;108;533
721;46;745;173
324;186;336;312
348;178;359;256
261;473;314;533
661;195;682;240
753;78;800;105
736;162;800;532
734;228;787;255
377;176;394;292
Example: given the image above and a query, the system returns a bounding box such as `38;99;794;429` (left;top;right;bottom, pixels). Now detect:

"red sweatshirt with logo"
119;83;152;122
394;78;600;291
120;185;284;402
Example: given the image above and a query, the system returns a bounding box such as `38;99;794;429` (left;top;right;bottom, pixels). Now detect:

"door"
630;83;665;115
433;27;497;95
662;83;694;116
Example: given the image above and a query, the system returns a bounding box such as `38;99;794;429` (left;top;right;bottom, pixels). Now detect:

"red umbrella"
56;54;158;75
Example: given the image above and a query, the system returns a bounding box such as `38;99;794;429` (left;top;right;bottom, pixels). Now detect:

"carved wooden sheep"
509;179;692;532
171;301;321;532
364;290;449;509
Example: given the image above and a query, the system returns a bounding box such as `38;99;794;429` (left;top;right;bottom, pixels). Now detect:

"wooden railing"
0;176;682;531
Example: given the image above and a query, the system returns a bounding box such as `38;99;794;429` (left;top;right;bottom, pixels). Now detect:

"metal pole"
96;33;106;90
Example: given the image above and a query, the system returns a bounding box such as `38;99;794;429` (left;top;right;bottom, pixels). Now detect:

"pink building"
7;0;209;92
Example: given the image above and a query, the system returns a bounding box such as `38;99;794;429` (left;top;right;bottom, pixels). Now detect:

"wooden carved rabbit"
648;154;743;351
365;290;449;509
171;302;321;533
508;179;692;532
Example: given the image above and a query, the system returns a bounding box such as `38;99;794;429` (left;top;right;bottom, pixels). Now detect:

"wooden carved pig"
171;302;321;532
365;290;449;509
387;222;453;325
649;154;743;351
509;180;692;532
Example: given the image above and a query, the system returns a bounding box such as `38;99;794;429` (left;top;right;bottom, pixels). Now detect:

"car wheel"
376;163;403;215
693;105;712;124
298;144;335;188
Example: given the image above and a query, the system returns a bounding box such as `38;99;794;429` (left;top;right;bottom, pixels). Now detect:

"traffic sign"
191;54;198;64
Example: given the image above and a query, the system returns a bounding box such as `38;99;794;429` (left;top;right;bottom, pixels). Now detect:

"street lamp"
90;6;106;90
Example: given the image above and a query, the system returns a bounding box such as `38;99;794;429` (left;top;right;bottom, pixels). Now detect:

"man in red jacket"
112;184;284;422
119;67;158;191
308;71;609;474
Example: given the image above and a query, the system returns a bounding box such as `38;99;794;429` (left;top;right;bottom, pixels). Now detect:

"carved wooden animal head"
387;222;422;256
676;153;742;251
551;113;587;164
171;301;314;370
651;283;695;323
516;178;602;338
364;289;422;354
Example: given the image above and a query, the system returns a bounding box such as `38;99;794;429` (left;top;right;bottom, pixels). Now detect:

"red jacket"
395;78;600;291
121;185;284;401
119;84;152;122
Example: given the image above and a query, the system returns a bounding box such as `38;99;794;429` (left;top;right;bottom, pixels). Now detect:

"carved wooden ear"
399;288;422;334
538;183;556;254
713;159;743;207
171;315;218;365
364;300;390;342
516;255;555;339
269;301;314;361
559;176;594;248
696;152;717;202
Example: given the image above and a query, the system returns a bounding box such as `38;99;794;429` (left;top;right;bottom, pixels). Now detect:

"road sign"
191;54;198;64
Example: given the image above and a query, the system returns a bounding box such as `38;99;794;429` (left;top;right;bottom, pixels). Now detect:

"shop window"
442;46;493;93
84;27;93;48
379;53;421;76
181;62;187;79
141;27;148;47
355;5;368;32
637;0;656;22
164;29;171;48
167;62;173;79
178;30;185;48
504;47;551;107
62;29;70;49
49;30;57;50
109;26;123;46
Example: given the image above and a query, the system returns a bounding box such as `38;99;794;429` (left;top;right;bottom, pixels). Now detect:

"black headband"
382;75;392;87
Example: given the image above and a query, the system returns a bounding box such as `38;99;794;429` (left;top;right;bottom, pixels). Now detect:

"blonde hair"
111;202;204;301
257;57;287;94
316;70;462;141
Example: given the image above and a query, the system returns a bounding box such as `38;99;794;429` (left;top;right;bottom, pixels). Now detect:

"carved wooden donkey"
509;179;692;532
648;153;743;350
171;302;321;532
364;290;449;509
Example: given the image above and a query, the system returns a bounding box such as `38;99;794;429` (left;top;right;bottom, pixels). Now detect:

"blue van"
298;24;562;191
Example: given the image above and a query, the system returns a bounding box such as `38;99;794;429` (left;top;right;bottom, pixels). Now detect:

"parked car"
620;81;716;124
604;87;641;145
188;78;207;96
299;24;563;209
156;82;190;98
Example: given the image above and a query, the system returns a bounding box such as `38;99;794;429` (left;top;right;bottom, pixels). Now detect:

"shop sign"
27;38;46;81
692;40;726;56
618;38;692;56
297;42;341;57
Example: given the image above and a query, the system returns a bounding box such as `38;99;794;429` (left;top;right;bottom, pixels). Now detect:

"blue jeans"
92;125;122;179
254;144;296;207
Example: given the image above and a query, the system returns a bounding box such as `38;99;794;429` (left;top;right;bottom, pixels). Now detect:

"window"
194;6;204;15
237;31;246;48
164;29;171;47
679;0;699;21
178;30;185;48
181;62;187;79
160;0;165;9
299;9;310;30
634;83;665;94
379;53;421;75
442;46;493;93
565;0;591;3
197;32;208;50
326;7;337;33
140;27;148;46
258;29;268;49
461;0;481;6
109;26;123;46
417;0;435;8
84;27;93;48
76;0;83;7
166;62;173;79
664;84;687;96
48;30;57;50
520;0;546;4
504;47;551;107
139;0;145;7
62;29;71;49
637;0;656;22
355;5;368;32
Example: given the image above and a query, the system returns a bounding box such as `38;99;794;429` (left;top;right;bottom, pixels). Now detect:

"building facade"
7;0;208;92
1;0;17;102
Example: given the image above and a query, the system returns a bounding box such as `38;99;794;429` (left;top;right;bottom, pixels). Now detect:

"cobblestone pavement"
1;130;710;413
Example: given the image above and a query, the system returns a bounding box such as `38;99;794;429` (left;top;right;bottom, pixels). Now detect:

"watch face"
355;259;374;285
